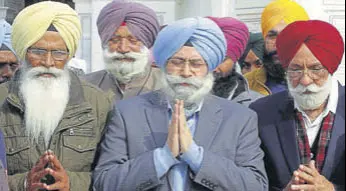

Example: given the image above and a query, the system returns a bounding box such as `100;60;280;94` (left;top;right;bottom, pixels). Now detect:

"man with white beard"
85;0;162;101
250;20;345;191
0;2;111;191
93;17;268;191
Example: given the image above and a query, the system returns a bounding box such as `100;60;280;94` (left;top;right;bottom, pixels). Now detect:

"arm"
93;106;163;191
191;114;268;191
8;173;27;191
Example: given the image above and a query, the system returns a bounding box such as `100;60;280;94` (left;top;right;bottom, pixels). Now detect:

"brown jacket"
0;69;112;191
84;66;163;101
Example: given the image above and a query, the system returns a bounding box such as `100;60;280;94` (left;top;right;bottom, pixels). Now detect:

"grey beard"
162;73;214;117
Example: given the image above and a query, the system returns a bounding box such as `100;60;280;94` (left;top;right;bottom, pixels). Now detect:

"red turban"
277;20;345;74
207;17;249;63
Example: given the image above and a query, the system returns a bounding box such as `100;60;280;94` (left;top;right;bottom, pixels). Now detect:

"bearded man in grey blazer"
93;17;268;191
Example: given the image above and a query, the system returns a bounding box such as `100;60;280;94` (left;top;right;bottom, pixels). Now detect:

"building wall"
0;0;24;23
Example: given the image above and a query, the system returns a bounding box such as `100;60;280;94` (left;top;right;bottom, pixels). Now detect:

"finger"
299;165;316;177
46;168;64;181
30;183;48;190
48;155;63;171
44;182;66;191
172;102;179;133
291;184;315;191
31;168;50;183
33;154;50;172
295;170;314;184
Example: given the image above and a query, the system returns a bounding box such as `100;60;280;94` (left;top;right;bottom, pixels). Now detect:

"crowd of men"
0;0;344;190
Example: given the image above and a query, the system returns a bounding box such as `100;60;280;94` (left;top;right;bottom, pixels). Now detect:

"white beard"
288;75;332;110
103;47;150;84
161;72;214;116
20;65;70;147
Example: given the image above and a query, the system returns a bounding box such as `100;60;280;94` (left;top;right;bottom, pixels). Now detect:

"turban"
277;20;345;74
207;17;249;63
11;1;81;61
261;0;309;38
0;19;14;54
238;32;265;65
153;17;226;71
97;0;159;48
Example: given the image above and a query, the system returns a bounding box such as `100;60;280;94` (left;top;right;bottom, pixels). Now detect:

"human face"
0;50;19;83
214;57;234;77
25;31;69;76
108;26;143;58
166;46;208;78
241;50;262;75
265;20;288;64
287;44;329;88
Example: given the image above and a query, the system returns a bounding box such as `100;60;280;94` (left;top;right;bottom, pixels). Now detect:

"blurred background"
0;0;344;84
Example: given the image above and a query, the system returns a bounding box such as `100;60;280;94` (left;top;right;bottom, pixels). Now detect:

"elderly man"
208;17;263;106
0;19;20;101
0;2;111;191
245;0;309;96
93;17;268;191
238;33;265;75
250;20;345;191
85;0;162;101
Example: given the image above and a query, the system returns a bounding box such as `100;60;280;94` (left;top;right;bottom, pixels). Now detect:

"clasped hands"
166;100;193;158
26;150;70;191
285;160;335;191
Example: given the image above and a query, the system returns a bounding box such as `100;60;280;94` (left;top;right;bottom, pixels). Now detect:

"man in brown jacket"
0;2;111;191
84;0;162;101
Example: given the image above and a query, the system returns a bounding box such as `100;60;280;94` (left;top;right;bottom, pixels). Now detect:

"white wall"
73;0;345;85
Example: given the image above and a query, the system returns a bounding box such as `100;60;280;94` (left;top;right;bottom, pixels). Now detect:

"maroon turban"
97;0;160;48
207;17;249;62
277;20;345;74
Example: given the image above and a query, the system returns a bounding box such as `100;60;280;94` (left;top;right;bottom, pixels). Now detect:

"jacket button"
9;148;14;152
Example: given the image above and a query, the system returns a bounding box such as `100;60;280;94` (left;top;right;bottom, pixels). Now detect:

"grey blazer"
93;91;268;191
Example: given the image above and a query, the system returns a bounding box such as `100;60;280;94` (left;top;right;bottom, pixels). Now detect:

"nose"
181;63;193;78
299;72;314;87
41;52;55;68
116;38;131;54
1;64;13;78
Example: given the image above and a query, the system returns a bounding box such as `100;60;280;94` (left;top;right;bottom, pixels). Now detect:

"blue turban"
0;19;14;53
153;17;227;71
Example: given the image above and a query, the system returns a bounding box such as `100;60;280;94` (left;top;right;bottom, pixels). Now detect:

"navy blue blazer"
250;85;345;191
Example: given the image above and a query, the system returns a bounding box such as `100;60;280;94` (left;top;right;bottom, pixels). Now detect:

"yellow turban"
261;0;309;38
11;1;81;60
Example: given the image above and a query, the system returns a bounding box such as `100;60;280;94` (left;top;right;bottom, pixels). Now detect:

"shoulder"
83;70;108;85
208;95;258;118
114;91;159;111
250;90;290;114
80;79;113;110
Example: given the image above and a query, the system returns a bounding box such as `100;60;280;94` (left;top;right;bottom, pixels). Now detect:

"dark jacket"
213;71;263;107
0;69;112;191
249;85;345;191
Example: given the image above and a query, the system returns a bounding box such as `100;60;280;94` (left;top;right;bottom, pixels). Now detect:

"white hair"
288;74;332;111
20;63;70;147
103;46;150;83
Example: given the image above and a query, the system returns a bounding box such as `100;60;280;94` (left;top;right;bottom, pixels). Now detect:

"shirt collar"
294;77;339;114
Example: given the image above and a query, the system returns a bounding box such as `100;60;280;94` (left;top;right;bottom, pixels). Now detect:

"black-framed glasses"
27;48;69;61
287;67;327;80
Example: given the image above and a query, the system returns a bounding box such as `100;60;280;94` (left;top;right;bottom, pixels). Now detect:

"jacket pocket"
62;128;97;171
5;136;30;175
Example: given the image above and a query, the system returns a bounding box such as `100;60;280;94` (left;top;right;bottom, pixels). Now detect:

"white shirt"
295;78;339;147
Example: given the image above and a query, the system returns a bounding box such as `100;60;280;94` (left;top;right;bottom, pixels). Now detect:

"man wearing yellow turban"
0;2;111;191
245;0;309;96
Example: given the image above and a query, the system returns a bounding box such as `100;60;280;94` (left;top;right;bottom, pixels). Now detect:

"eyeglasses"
27;48;69;61
167;57;207;72
108;36;141;46
287;67;327;80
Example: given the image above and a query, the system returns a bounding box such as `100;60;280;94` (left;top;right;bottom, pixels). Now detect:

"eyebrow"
267;30;279;36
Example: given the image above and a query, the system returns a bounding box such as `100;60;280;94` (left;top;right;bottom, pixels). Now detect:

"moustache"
166;75;204;89
26;66;65;78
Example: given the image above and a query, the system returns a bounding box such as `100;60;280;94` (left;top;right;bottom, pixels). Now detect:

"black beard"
212;70;246;99
263;55;286;83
